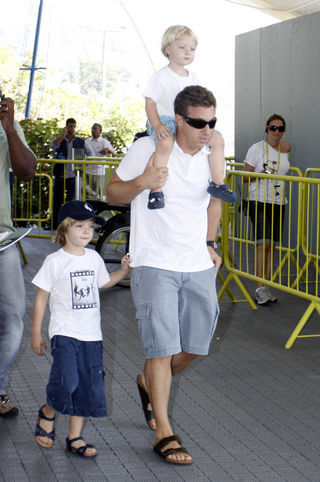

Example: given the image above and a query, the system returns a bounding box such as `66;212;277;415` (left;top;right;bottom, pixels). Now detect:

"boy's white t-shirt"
116;137;213;272
32;248;110;341
143;66;201;117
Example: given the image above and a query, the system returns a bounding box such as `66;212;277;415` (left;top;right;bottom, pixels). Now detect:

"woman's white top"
245;140;290;204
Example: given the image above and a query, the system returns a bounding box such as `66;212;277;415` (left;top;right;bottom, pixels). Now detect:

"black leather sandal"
65;436;97;458
153;435;192;465
34;405;55;448
136;374;155;430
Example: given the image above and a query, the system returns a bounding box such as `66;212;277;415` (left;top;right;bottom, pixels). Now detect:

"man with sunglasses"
107;85;221;465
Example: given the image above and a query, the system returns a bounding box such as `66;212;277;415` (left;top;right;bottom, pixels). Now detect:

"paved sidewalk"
1;237;320;481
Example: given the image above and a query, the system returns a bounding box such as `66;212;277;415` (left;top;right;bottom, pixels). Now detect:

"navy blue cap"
58;201;105;226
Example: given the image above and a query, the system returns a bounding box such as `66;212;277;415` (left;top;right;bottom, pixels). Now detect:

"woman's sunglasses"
267;125;285;132
183;115;217;129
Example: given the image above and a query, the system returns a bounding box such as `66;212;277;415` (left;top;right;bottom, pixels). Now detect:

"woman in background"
244;114;291;305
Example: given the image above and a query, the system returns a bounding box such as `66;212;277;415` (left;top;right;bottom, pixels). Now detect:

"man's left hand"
207;246;222;270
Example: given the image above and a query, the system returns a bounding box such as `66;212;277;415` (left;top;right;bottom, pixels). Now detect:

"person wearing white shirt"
31;200;130;457
107;85;221;466
86;123;116;199
244;113;291;305
144;25;236;210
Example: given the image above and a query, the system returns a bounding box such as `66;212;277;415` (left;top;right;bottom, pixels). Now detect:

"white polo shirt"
86;136;116;175
116;137;212;272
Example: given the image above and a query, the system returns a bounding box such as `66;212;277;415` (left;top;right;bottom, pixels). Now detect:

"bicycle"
89;200;131;287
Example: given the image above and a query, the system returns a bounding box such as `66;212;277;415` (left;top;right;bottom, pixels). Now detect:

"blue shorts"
131;267;220;358
46;335;107;417
147;116;177;145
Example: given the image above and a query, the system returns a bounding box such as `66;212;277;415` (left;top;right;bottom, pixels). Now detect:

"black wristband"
206;240;218;250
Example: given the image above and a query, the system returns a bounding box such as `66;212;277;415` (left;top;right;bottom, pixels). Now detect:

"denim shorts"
131;267;220;358
147;116;177;144
46;335;107;417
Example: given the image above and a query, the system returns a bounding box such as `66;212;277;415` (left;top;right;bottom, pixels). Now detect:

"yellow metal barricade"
220;170;320;348
292;168;320;289
13;157;320;348
12;157;121;236
12;172;53;227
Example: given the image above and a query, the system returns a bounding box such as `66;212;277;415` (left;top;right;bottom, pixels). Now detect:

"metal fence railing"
12;157;121;233
12;158;320;348
221;169;320;348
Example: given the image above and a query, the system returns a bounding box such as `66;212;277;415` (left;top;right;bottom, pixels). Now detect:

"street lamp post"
21;0;46;119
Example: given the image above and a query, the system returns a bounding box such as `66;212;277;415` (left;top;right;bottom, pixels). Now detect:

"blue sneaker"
148;191;165;209
207;182;237;203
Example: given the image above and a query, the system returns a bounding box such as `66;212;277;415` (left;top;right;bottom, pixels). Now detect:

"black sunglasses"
183;115;217;129
267;125;285;132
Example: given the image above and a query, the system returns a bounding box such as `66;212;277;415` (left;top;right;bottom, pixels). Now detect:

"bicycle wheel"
95;213;131;287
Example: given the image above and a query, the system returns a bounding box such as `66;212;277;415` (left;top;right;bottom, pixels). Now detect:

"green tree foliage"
19;118;59;159
80;61;102;94
102;131;126;155
79;61;132;99
0;46;29;112
103;99;146;147
1;44;149;227
0;45;147;151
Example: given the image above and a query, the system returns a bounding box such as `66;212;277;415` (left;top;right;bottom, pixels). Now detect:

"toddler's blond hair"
161;25;198;58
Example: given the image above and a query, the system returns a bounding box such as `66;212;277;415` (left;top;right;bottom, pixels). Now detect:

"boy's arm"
145;97;170;140
101;255;131;290
31;288;50;355
102;270;128;289
145;97;161;130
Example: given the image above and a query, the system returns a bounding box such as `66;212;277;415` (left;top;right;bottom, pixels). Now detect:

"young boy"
31;200;130;458
144;25;236;209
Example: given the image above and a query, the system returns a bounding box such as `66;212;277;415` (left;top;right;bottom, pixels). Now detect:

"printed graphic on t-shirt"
70;270;97;309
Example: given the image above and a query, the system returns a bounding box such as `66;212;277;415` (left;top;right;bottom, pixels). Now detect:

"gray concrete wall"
235;11;320;170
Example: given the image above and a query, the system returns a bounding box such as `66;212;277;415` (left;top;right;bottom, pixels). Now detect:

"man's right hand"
140;153;168;190
0;97;14;132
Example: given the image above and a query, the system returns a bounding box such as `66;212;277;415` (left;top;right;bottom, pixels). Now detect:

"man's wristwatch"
206;240;218;250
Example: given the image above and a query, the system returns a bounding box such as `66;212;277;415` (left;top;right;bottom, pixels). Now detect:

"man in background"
86;123;115;199
51;118;94;227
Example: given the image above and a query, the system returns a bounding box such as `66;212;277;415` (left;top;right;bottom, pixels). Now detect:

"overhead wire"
118;0;156;71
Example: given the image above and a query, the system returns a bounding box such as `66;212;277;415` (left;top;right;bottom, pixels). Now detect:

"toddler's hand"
120;253;131;274
31;333;47;356
155;124;170;141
